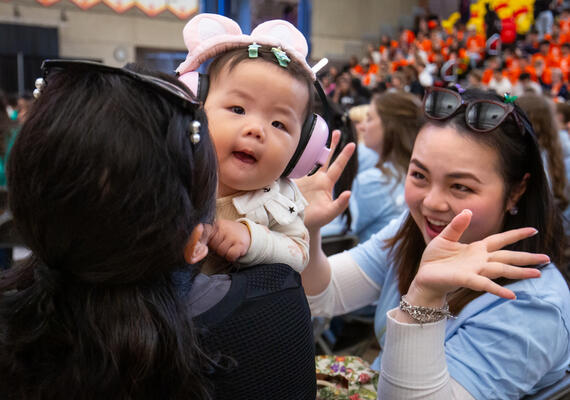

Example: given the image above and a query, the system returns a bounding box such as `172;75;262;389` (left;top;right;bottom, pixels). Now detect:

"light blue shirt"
357;143;379;173
349;164;406;243
349;213;570;399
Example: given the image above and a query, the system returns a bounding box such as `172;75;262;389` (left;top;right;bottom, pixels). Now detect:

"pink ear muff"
287;114;330;179
178;71;200;98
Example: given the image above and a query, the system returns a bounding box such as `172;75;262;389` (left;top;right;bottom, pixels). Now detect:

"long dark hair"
372;91;424;181
516;94;569;211
0;64;218;399
385;88;567;314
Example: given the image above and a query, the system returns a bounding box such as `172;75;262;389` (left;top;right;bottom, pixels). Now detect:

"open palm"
413;210;548;302
295;130;356;230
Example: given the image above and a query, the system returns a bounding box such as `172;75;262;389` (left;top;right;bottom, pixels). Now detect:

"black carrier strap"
196;264;316;400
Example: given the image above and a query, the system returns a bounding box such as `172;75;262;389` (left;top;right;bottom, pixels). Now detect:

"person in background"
512;72;543;96
347;104;378;173
518;94;570;251
466;69;484;89
549;67;569;100
517;94;569;213
350;91;424;243
488;67;513;95
15;93;33;125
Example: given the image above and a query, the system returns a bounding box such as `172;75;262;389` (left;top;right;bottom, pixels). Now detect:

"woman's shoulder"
510;263;570;311
457;263;570;324
195;264;306;324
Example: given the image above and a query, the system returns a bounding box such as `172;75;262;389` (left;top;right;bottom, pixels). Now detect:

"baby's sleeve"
236;179;309;272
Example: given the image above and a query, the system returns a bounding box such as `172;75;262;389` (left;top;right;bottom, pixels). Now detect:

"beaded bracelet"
399;295;456;325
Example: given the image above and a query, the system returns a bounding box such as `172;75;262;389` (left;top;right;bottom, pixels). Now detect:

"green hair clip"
271;47;290;67
503;93;518;104
248;43;261;58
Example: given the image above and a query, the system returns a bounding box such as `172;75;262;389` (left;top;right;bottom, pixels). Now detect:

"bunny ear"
177;13;247;74
182;13;242;53
251;19;308;58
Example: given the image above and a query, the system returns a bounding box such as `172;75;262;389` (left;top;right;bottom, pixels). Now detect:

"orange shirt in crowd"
482;68;494;84
466;34;485;52
560;56;570;80
560;18;570;33
391;59;409;72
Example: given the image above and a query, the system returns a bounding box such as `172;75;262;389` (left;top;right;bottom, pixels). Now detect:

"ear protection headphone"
176;13;331;179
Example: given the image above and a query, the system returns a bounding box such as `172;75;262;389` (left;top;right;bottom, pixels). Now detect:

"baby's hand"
208;219;251;262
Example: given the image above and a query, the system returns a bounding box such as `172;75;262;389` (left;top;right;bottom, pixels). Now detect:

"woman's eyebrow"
410;158;428;171
446;172;482;184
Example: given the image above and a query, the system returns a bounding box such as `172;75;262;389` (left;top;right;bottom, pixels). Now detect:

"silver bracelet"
399;295;455;324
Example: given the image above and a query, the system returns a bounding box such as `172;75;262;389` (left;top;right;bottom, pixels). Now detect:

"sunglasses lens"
425;90;461;119
466;102;506;131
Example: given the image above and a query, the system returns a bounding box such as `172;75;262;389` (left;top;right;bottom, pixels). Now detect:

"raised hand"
294;130;356;230
408;210;549;307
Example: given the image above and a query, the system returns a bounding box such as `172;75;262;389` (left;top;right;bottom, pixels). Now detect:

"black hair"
386;88;567;314
0;63;218;399
325;102;359;233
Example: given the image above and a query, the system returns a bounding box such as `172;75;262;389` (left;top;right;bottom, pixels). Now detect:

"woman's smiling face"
405;124;517;244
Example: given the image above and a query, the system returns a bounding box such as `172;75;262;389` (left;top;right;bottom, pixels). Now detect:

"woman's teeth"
427;218;448;227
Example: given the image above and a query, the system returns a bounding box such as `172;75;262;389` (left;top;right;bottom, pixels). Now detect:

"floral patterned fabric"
315;355;378;400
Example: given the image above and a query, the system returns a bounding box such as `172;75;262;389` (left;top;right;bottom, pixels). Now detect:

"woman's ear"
506;173;530;211
184;223;209;264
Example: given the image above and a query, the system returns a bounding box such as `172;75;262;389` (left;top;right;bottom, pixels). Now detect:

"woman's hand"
407;210;549;307
294;130;356;231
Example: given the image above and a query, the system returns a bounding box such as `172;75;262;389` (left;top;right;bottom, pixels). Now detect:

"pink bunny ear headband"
175;13;316;80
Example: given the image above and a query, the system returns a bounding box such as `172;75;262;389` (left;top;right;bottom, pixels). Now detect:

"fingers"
479;261;542;280
323;130;341;170
332;190;351;215
326;141;356;184
226;245;245;262
485;227;539;251
438;209;472;243
465;275;518;300
489;250;550;267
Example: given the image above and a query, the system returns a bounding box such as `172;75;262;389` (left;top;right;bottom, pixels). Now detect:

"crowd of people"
0;6;568;400
322;2;570;108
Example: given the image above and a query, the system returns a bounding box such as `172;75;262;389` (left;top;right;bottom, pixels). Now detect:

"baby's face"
205;59;309;197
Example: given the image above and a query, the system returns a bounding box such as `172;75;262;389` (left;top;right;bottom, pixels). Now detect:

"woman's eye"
410;171;425;180
231;106;245;114
272;121;287;131
452;183;472;193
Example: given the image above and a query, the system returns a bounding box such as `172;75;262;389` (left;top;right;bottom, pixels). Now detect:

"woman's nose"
423;187;449;212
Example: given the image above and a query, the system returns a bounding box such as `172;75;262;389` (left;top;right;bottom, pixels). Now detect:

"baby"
177;14;330;274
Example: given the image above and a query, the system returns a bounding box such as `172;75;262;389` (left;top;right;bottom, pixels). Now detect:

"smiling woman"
298;87;570;399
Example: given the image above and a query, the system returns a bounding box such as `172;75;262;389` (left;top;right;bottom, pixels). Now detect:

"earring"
509;205;519;216
190;120;201;144
33;77;46;99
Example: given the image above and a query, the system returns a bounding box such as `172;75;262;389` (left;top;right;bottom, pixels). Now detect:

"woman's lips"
425;217;448;238
233;151;256;164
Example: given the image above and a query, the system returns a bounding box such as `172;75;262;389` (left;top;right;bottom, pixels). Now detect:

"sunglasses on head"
40;59;199;111
422;87;526;134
